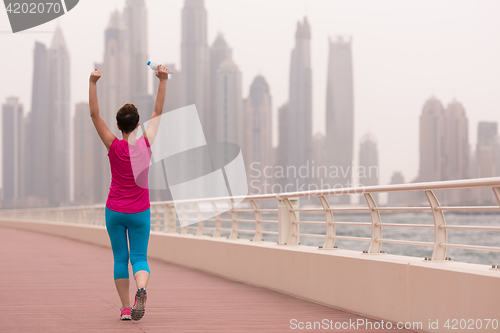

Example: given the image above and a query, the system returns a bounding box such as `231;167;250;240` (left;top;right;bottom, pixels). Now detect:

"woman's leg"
105;207;131;308
128;208;151;289
134;271;150;289
115;278;131;308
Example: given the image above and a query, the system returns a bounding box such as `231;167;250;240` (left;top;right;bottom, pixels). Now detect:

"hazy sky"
1;0;500;191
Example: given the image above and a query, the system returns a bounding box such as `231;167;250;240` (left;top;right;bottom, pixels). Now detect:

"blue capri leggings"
105;207;151;280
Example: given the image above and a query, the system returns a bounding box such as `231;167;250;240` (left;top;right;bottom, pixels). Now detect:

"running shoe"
120;307;132;320
131;288;147;321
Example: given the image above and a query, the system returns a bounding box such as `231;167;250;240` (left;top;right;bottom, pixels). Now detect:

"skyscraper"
277;103;289;190
47;26;71;206
417;96;445;182
209;33;232;142
442;100;469;181
443;100;469;204
26;41;50;206
280;17;312;192
73;102;99;205
325;36;353;203
475;122;498;205
243;75;273;194
388;171;406;206
214;59;242;146
181;0;209;125
416;97;470;204
102;11;131;134
358;133;379;203
2;97;24;207
124;0;148;100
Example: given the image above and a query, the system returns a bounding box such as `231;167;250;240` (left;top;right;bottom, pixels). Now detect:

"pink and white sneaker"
120;307;132;320
131;288;147;321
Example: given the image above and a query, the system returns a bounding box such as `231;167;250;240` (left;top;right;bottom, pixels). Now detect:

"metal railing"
2;177;500;262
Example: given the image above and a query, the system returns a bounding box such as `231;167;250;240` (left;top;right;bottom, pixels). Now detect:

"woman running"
88;64;169;321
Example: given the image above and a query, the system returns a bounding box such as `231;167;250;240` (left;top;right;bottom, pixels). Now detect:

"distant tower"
181;0;209;125
443;100;469;204
388;171;406;206
358;133;379;203
214;59;242;146
47;26;71;206
281;17;312;191
209;33;232;142
1;97;25;207
326;36;354;203
277;103;289;189
26;41;50;205
442;99;469;181
418;96;445;182
102;11;131;134
475;122;498;204
73;102;99;205
243;75;273;194
124;0;148;99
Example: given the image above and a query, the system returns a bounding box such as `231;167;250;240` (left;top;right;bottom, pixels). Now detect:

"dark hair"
116;103;140;134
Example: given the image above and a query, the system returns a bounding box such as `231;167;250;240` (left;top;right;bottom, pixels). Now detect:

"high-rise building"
243;75;273;194
124;0;148;100
417;96;445;182
47;26;71;206
358;133;379;203
2;97;25;207
73;102;101;205
442;100;470;204
26;41;50;205
181;0;209;125
388;171;406;206
325;36;354;203
208;33;232;142
442;100;469;181
416;97;470;204
214;59;242;146
277;103;289;190
102;11;131;134
280;17;312;192
475;122;498;205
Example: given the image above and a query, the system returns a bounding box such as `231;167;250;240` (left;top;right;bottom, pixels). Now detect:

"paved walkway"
0;227;418;332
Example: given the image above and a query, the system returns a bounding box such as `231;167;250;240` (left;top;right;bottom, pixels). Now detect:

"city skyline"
1;0;500;200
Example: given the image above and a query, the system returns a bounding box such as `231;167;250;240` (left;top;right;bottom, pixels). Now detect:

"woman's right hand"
90;69;101;83
156;65;169;81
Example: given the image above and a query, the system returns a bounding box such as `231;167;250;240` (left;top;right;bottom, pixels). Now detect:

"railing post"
278;197;299;245
194;203;204;236
164;204;176;233
211;202;222;237
179;204;189;234
426;190;447;261
319;196;336;249
152;206;161;232
492;187;500;206
365;193;383;254
250;200;263;242
229;201;239;240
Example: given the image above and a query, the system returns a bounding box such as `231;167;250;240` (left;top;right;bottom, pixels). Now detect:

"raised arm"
144;65;169;145
89;69;115;151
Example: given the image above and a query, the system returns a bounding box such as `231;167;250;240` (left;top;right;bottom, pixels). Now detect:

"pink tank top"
106;136;152;213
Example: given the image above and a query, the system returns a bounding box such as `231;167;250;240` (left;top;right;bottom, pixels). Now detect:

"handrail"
2;177;500;264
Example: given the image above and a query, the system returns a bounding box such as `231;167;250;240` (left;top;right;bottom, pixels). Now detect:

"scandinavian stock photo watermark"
249;161;378;196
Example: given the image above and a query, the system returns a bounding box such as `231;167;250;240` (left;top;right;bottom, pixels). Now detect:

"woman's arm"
144;65;169;145
89;69;115;151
